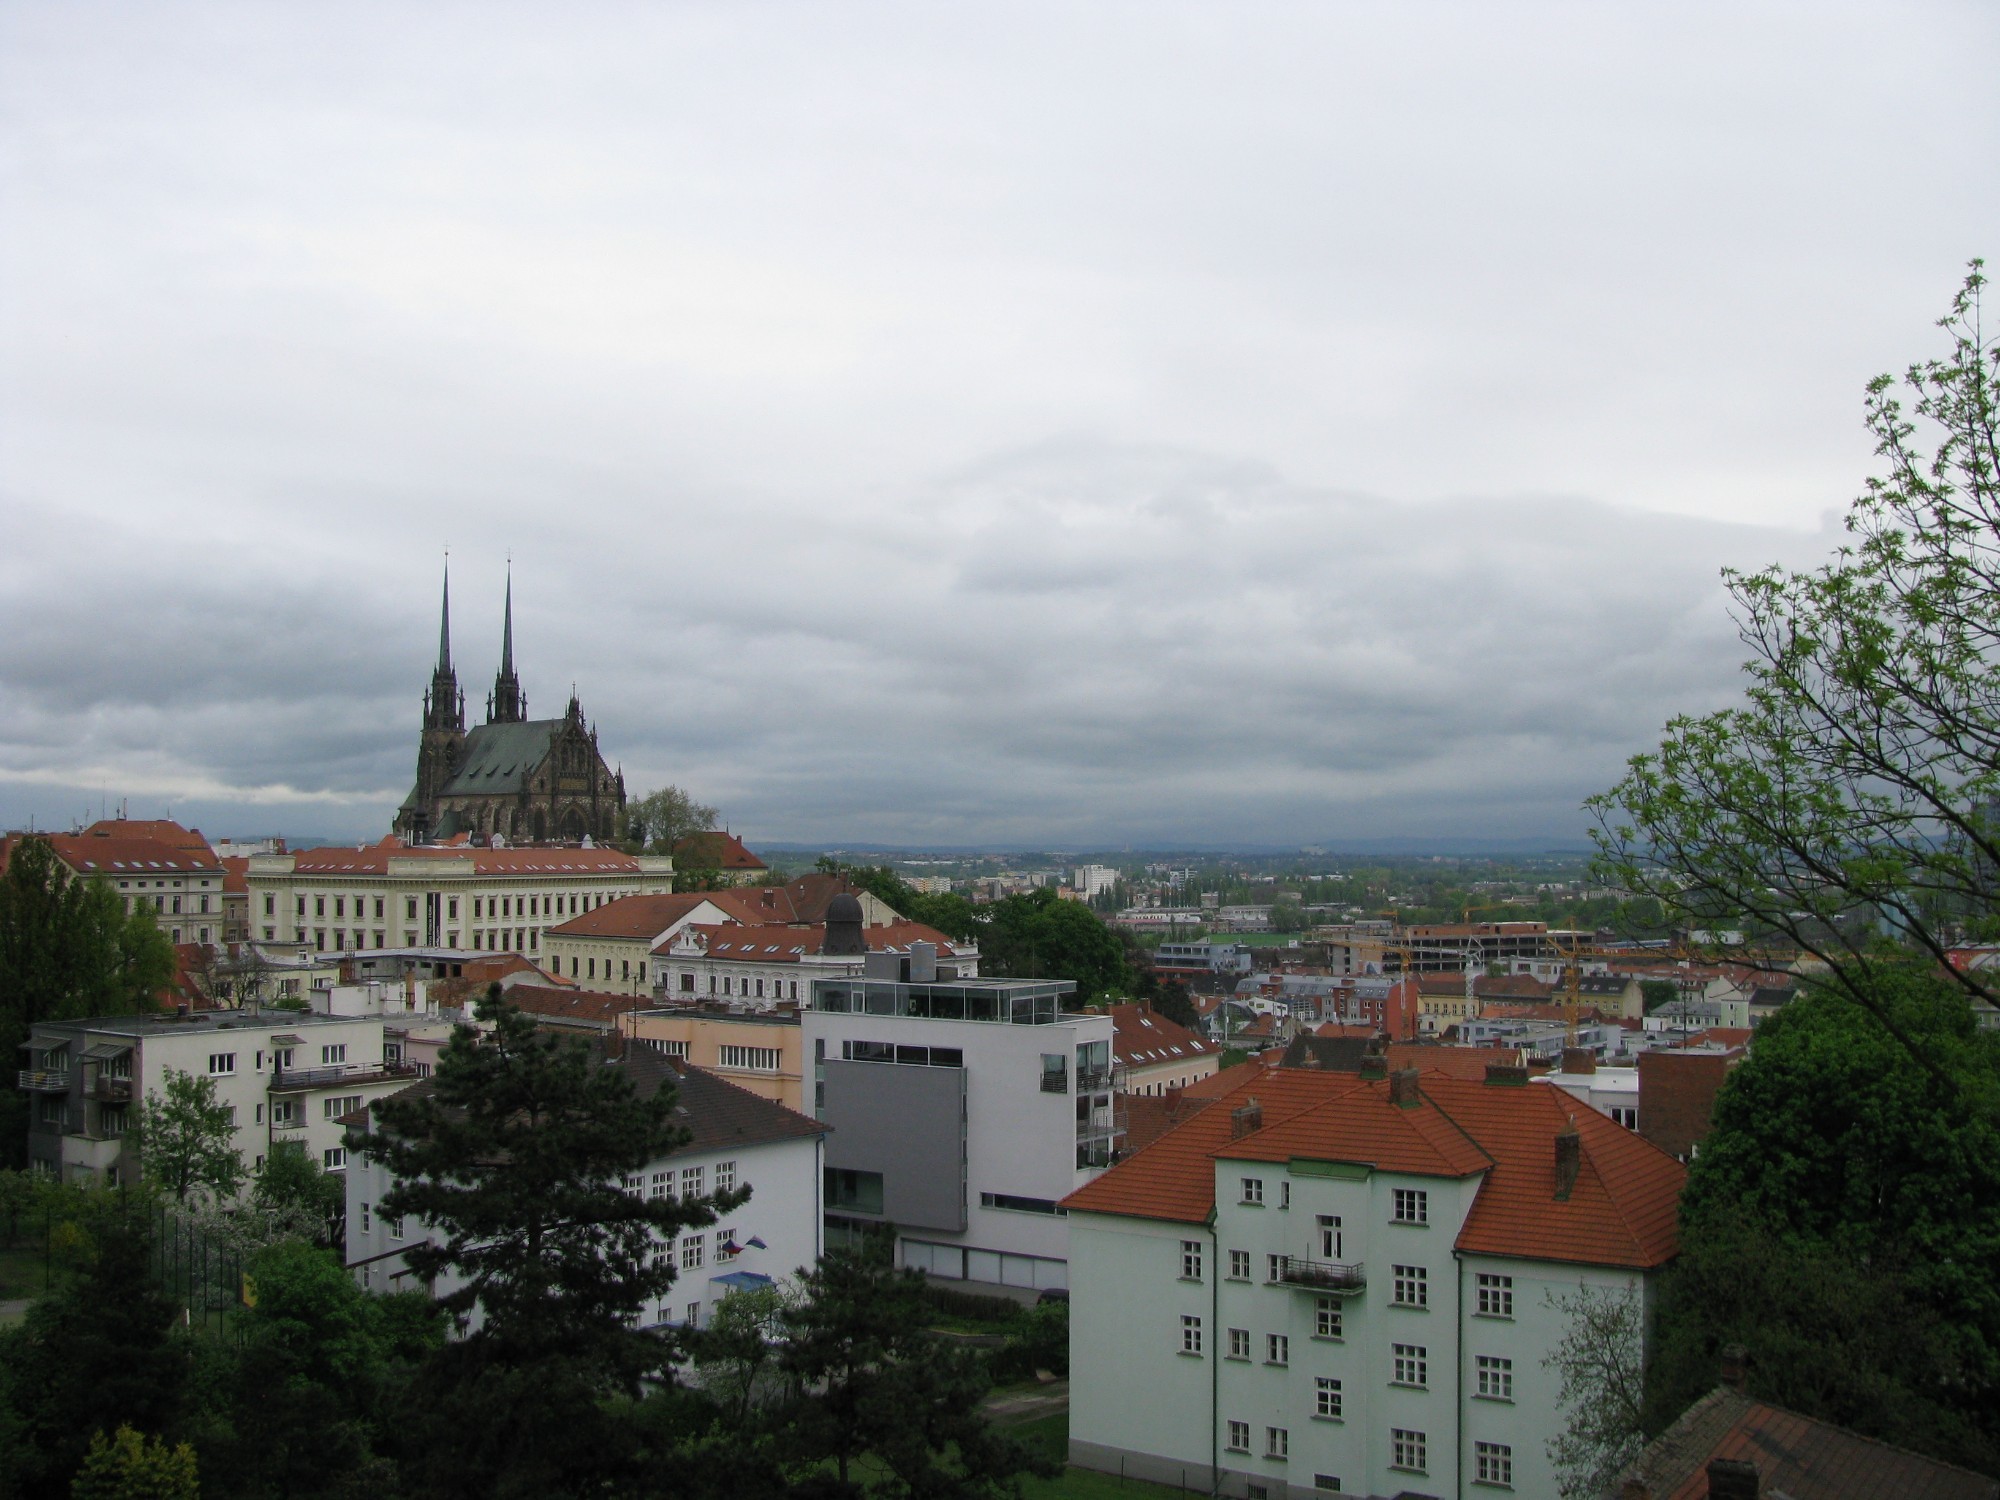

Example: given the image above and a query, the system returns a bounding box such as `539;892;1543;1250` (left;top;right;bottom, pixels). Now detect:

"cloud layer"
0;2;1991;845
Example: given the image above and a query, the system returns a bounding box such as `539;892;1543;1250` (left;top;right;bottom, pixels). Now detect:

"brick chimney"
1231;1098;1263;1138
1554;1121;1582;1200
1388;1068;1421;1108
1561;1045;1596;1075
1358;1054;1389;1081
1705;1458;1759;1499
1719;1343;1750;1392
1484;1063;1529;1087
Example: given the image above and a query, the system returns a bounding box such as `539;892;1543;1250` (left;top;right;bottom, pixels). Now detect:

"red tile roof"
1064;1065;1685;1270
220;856;249;894
1110;1003;1220;1068
672;831;768;871
3;832;224;877
677;920;969;963
504;985;648;1026
548;893;723;940
705;874;882;927
287;843;646;876
82;819;215;858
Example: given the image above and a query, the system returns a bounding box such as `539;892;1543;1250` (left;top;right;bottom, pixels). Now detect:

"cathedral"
394;566;627;845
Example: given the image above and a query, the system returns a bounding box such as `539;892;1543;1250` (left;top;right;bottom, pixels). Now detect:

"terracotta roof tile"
548;893;722;940
1110;1003;1220;1067
671;831;768;871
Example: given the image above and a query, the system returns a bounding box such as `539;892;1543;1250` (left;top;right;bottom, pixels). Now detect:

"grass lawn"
1001;1412;1199;1500
0;1245;51;1303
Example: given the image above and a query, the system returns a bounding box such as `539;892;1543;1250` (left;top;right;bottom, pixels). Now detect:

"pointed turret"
424;561;464;735
488;563;526;723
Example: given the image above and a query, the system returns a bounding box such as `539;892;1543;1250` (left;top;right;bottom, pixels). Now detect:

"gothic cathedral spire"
424;558;464;734
488;561;526;723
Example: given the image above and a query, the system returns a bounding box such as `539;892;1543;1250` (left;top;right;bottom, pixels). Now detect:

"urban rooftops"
811;976;1077;1025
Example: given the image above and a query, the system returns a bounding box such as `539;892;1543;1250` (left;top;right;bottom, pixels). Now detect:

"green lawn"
1001;1412;1199;1500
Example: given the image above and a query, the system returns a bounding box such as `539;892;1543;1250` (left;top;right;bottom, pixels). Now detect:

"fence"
0;1195;246;1340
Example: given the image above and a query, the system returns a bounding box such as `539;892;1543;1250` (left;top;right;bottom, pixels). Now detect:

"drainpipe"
1209;1211;1221;1498
1455;1250;1466;1500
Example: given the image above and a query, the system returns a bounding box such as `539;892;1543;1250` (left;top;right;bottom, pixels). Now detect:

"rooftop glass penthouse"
811;977;1076;1024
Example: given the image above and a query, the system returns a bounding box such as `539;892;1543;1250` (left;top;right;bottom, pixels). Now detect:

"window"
717;1160;736;1193
1180;1315;1202;1355
1390;1429;1428;1474
264;894;275;917
323;1095;362;1119
1279;1180;1291;1209
1392;1264;1429;1307
1392;1187;1428;1224
1392;1343;1428;1387
623;1173;645;1196
207;1052;236;1075
1267;1253;1284;1283
1313;1296;1343;1339
315;896;326;917
718;1045;782;1072
1240;1177;1263;1205
321;1044;347;1065
405;897;417;920
360;1202;371;1233
1314;1376;1342;1419
1265;1427;1288;1460
1228;1249;1251;1280
1225;1421;1249;1453
1475;1441;1513;1488
1313;1477;1342;1494
323;1147;347;1171
1316;1214;1343;1259
681;1165;704;1197
1266;1333;1288;1365
333;897;344;919
1476;1272;1514;1318
825;1168;884;1214
1228;1327;1250;1360
387;1217;404;1239
681;1235;704;1270
271;1100;297;1126
1180;1240;1203;1280
715;1229;737;1262
1476;1355;1514;1400
647;1170;668;1199
448;897;458;919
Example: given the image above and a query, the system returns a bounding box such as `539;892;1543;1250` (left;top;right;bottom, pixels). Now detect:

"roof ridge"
1413;1081;1498;1172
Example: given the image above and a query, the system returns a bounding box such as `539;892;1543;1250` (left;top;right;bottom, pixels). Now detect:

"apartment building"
655;919;977;1008
244;841;673;954
625;1007;807;1111
2;826;228;947
346;1048;827;1331
1111;1004;1221;1096
543;893;734;994
21;1008;410;1186
1063;1061;1685;1499
803;965;1115;1292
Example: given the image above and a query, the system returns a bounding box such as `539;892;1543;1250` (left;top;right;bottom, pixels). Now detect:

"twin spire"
432;560;527;727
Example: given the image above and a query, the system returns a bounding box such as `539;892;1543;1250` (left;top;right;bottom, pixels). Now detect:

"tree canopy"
623;785;719;856
980;888;1133;1004
1591;264;2000;1084
1646;972;2000;1472
129;1069;245;1207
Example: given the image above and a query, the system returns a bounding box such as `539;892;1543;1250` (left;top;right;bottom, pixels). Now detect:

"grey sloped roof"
439;720;563;797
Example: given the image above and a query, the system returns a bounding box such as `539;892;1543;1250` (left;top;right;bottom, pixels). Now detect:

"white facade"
1073;865;1120;900
804;975;1116;1290
22;1009;407;1187
345;1073;825;1334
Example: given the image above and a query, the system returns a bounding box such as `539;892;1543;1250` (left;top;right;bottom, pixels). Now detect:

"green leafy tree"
0;1201;189;1500
360;986;745;1500
776;1234;1058;1498
128;1072;243;1207
1;840;175;1165
249;1141;345;1248
623;786;719;856
1590;264;2000;1088
69;1426;198;1500
981;888;1132;1004
813;860;981;941
1638;979;1678;1014
1646;972;2000;1470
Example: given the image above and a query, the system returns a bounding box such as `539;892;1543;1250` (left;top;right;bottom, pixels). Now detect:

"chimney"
1484;1063;1529;1087
908;941;938;983
1719;1343;1750;1392
1704;1458;1760;1499
1554;1121;1582;1200
1231;1098;1263;1138
1387;1067;1421;1108
1358;1054;1389;1081
1561;1045;1596;1075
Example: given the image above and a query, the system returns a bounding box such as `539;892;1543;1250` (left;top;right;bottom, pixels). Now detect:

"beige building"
543;893;735;995
1109;1003;1222;1095
2;823;227;948
655;920;977;1008
623;1006;808;1111
244;841;672;956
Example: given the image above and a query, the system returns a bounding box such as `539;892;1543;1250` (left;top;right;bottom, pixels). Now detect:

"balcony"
87;1077;133;1103
271;1117;307;1133
269;1062;417;1094
17;1069;70;1093
1273;1256;1367;1296
1076;1066;1114;1093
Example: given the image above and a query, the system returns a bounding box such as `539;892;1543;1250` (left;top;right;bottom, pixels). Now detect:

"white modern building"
803;964;1117;1292
344;1048;827;1332
1063;1062;1686;1499
655;920;978;1008
21;1008;410;1187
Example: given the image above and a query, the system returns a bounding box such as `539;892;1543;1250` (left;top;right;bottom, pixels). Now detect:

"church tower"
403;562;465;841
487;564;526;724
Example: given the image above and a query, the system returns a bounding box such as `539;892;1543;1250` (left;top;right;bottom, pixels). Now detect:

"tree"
812;859;981;941
69;1426;198;1500
776;1233;1058;1498
623;786;718;856
690;1282;794;1429
359;986;744;1499
1152;979;1201;1032
1;840;175;1165
1590;264;2000;1087
128;1071;243;1207
1638;979;1678;1014
249;1141;345;1248
1645;972;2000;1470
981;888;1133;1004
1543;1282;1647;1500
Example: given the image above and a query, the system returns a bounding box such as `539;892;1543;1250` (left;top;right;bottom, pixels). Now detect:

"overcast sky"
3;2;1995;850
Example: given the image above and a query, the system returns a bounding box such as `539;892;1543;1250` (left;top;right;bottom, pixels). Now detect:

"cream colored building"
244;842;673;956
623;1007;808;1111
4;827;227;947
544;893;734;995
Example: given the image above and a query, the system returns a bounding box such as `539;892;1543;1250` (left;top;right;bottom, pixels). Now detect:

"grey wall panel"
822;1060;966;1233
